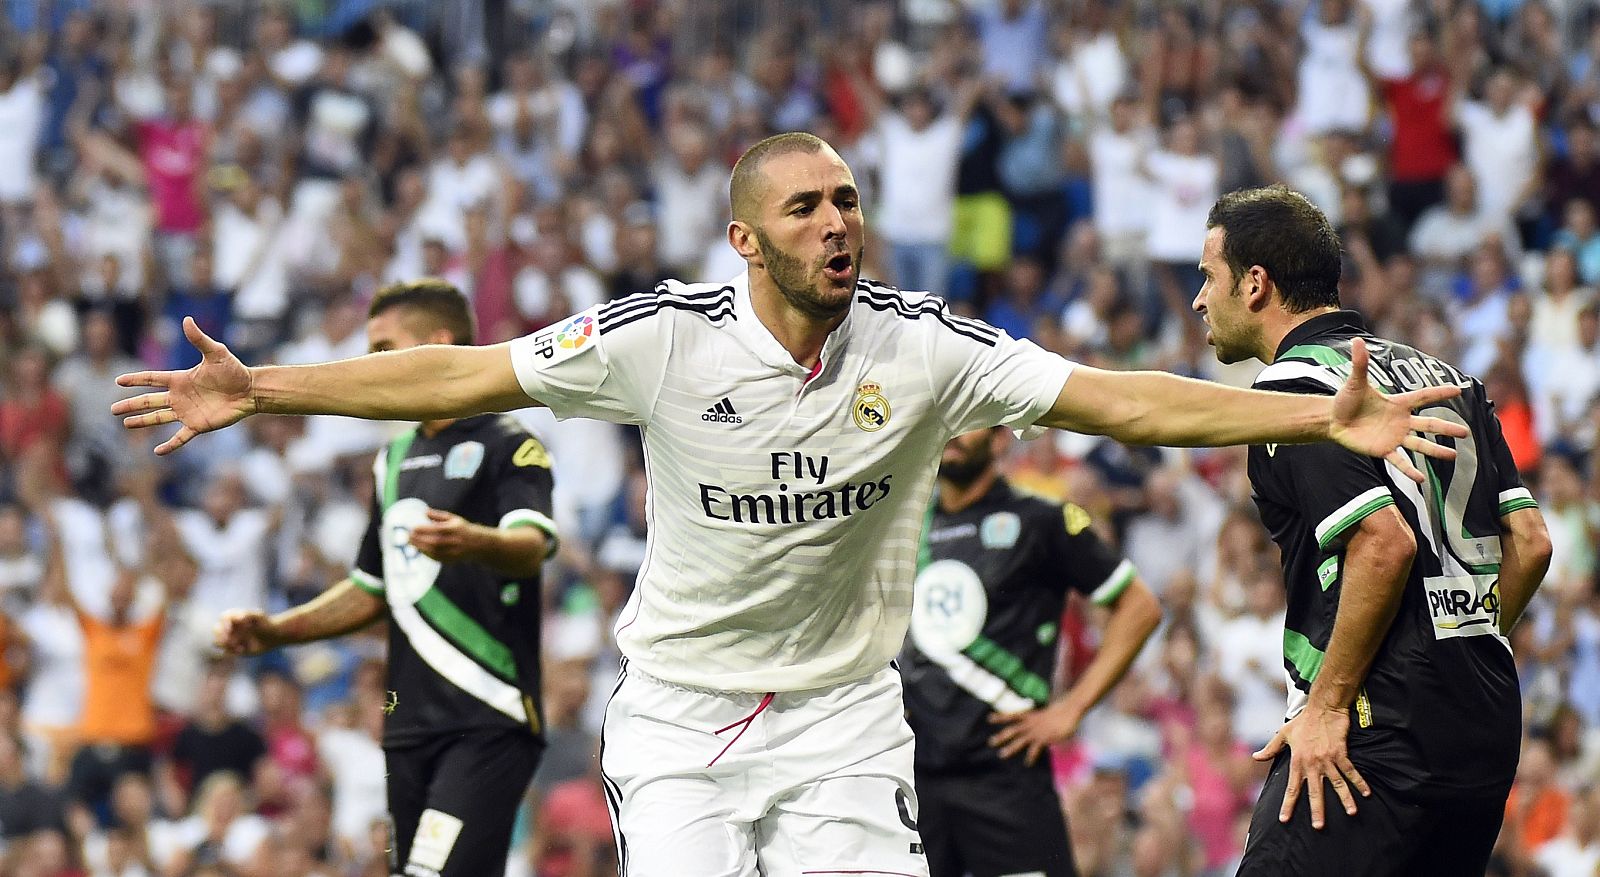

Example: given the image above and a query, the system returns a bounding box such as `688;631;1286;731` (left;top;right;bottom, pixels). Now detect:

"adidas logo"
701;397;743;424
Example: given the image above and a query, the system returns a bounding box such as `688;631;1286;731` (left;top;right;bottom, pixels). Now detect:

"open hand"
1253;705;1371;830
113;317;255;455
1329;337;1469;482
988;701;1084;766
409;509;486;563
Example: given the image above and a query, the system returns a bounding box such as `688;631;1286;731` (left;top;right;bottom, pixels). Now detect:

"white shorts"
599;659;928;877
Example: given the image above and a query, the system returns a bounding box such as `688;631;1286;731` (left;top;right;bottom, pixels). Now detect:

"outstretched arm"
215;579;386;656
1037;338;1467;481
115;318;538;454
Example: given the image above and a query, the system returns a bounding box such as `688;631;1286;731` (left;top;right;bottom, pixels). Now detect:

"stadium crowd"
0;0;1590;874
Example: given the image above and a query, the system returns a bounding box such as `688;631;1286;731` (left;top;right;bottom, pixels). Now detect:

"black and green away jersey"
1250;310;1535;797
901;479;1136;773
352;414;559;748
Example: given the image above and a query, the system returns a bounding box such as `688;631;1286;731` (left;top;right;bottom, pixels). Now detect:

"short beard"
753;226;859;320
937;454;991;487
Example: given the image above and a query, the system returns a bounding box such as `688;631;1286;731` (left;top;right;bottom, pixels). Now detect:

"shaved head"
729;132;831;223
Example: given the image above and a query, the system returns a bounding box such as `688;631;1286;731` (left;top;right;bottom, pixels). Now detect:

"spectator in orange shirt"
49;523;194;826
1505;738;1573;859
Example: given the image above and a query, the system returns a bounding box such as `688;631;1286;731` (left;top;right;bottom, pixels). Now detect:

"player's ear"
728;220;761;263
1244;265;1273;312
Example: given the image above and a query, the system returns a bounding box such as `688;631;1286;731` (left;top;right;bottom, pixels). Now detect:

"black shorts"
386;729;543;877
1239;750;1507;877
916;762;1078;877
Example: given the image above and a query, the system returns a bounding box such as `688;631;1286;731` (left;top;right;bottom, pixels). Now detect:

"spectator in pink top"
136;77;209;284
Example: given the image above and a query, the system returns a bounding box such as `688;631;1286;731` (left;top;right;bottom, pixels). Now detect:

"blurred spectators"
0;2;1581;875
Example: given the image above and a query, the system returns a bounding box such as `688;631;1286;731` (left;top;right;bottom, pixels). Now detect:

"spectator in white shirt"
0;53;44;207
860;78;980;294
1409;164;1520;297
1213;569;1289;749
650;121;727;276
1453;66;1542;231
1051;2;1129;126
1141;115;1219;317
1089;96;1157;294
1525;302;1600;451
174;469;274;624
1296;0;1370;136
1530;247;1595;352
317;692;387;862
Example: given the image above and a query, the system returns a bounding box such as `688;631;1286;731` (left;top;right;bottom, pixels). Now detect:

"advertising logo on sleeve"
527;314;596;365
555;315;594;349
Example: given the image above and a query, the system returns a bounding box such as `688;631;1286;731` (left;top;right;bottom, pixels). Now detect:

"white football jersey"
508;273;1073;691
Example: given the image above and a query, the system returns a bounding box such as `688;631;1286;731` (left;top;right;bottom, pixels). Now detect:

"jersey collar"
730;270;857;380
1273;309;1368;362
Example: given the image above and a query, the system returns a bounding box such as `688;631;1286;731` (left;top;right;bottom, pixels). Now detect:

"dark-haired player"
1193;185;1553;875
904;426;1159;877
214;280;558;877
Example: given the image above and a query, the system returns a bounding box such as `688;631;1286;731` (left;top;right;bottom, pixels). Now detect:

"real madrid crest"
853;380;891;432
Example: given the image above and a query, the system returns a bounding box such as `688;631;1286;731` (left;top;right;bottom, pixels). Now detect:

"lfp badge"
555;315;594;349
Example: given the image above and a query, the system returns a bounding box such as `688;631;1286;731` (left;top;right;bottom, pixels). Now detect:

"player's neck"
419;418;457;437
937;469;998;514
1260;305;1342;364
748;280;846;368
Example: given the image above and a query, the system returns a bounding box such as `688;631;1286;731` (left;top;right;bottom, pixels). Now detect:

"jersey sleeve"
922;300;1074;435
1481;388;1538;517
350;491;384;596
506;303;670;426
1041;501;1137;606
491;429;560;557
1273;441;1397;550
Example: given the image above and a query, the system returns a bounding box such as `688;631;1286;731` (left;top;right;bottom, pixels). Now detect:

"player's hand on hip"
987;701;1084;766
214;609;278;656
114;317;256;456
1328;337;1468;483
409;509;484;562
1253;704;1371;830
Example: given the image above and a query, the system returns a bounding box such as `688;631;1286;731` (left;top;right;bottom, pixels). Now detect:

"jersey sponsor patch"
384;499;444;606
910;560;988;659
399;454;443;471
444;441;484;480
407;808;464;873
1423;574;1502;640
980;511;1021;549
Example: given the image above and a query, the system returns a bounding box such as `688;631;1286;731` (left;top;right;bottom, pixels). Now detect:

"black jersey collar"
1273;309;1368;362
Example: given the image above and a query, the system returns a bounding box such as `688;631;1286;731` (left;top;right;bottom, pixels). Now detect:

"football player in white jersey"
117;133;1467;875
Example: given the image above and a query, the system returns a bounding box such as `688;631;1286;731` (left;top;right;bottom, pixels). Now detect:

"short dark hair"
1206;185;1342;313
368;278;476;345
729;132;830;223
